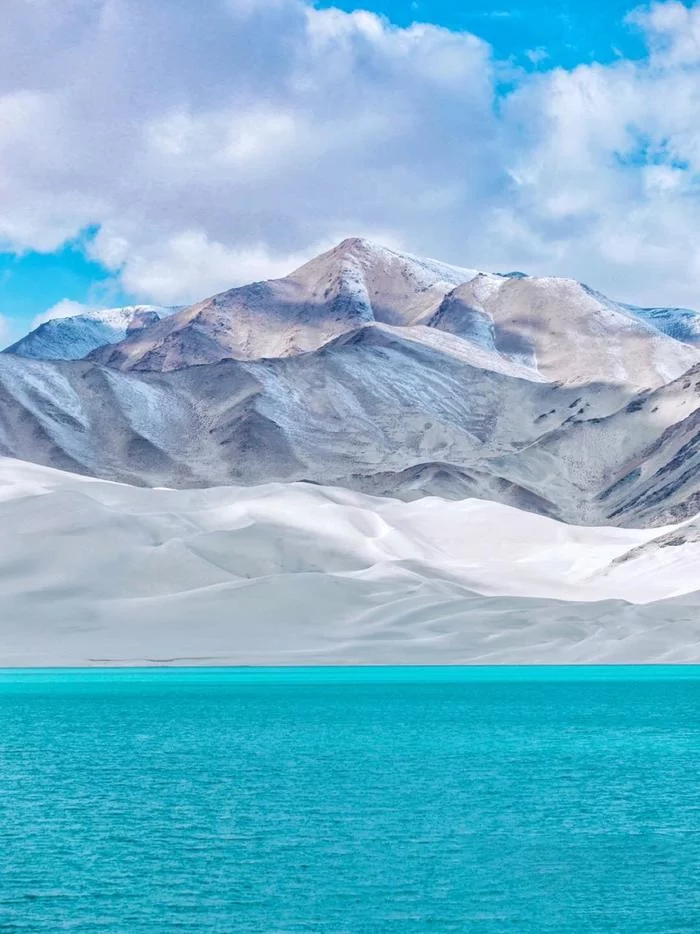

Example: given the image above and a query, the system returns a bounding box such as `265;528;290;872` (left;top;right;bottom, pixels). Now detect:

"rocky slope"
0;323;699;526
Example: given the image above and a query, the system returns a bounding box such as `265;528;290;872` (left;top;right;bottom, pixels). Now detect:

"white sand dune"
3;457;700;666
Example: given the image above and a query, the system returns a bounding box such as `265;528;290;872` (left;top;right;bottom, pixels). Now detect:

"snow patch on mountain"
620;303;700;344
5;305;178;361
349;239;479;293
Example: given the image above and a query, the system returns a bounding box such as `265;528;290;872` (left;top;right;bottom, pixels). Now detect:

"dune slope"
3;458;700;666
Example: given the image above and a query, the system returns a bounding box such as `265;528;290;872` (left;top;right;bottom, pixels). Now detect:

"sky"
2;0;700;344
319;0;650;66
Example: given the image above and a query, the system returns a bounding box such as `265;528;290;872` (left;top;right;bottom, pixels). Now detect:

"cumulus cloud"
0;314;15;349
0;0;500;304
498;2;700;303
3;0;700;309
96;231;340;304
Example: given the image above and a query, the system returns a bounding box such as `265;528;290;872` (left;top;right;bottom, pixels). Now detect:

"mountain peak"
12;241;700;386
333;236;378;252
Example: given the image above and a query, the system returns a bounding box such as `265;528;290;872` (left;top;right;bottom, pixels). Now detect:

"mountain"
3;456;700;666
0;239;699;529
3;238;700;664
0;321;698;527
91;239;478;370
426;275;699;387
11;240;699;392
619;302;700;344
88;240;700;394
5;304;177;361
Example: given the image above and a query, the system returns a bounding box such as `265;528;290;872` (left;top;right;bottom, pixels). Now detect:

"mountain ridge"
75;239;700;393
1;239;700;530
89;238;480;370
6;304;178;361
8;238;700;385
0;322;697;527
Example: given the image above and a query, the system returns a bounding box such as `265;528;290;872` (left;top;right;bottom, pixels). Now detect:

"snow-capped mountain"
5;305;177;361
10;240;700;390
0;239;699;530
92;239;478;370
84;239;700;394
426;274;699;387
3;238;700;664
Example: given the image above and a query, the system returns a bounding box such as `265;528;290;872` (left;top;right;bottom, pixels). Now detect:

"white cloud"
0;0;498;304
3;0;700;310
627;1;700;66
0;313;15;349
92;231;329;305
494;5;700;304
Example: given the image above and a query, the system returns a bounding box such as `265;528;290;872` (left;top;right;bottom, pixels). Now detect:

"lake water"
2;666;700;932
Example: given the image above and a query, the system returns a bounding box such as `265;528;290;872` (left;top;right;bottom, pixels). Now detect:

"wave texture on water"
1;668;700;932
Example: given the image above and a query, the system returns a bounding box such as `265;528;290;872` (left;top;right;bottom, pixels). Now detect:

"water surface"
2;666;699;932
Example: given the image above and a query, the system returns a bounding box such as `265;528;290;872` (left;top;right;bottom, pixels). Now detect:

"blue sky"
0;235;129;335
318;0;649;67
2;0;700;343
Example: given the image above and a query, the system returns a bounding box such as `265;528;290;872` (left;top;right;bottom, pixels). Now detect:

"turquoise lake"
2;666;700;932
